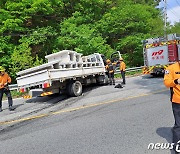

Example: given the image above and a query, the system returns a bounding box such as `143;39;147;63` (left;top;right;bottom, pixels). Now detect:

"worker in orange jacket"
119;58;126;84
105;59;115;85
0;66;15;112
164;62;180;152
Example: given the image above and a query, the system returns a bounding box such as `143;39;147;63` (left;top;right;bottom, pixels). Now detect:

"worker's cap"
119;58;123;61
0;66;5;72
106;59;111;63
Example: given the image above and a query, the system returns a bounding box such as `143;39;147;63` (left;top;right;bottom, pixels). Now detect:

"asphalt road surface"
0;75;175;154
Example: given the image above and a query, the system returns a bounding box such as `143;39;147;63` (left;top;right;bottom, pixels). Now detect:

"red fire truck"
143;33;180;76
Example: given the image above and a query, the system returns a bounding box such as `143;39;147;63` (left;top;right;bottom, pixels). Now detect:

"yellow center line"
0;89;168;125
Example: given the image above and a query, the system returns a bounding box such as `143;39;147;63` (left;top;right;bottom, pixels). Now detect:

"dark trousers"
108;73;115;85
0;88;13;108
121;70;126;84
172;102;180;153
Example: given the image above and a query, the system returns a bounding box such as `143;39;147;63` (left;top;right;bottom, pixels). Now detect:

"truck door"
110;51;121;63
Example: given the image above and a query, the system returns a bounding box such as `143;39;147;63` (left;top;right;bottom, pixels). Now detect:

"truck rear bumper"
143;65;168;75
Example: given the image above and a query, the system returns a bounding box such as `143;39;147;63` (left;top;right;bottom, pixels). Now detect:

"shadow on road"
141;74;164;79
24;84;105;105
132;74;166;93
25;94;67;104
156;127;172;143
156;127;174;153
13;104;24;109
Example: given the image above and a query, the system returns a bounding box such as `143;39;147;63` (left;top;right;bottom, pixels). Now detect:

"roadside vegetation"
115;70;142;78
2;90;26;100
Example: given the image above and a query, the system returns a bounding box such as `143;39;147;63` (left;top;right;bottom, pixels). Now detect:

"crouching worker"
105;59;115;85
0;66;15;112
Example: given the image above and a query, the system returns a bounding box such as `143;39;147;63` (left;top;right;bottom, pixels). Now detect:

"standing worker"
164;62;180;153
105;59;115;85
119;58;126;84
0;66;15;112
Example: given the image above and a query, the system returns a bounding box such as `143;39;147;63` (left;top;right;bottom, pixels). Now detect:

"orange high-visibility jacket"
120;61;126;71
106;63;114;74
164;62;180;103
0;73;11;89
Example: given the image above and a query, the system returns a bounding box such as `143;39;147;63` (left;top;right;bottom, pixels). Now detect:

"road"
0;75;175;154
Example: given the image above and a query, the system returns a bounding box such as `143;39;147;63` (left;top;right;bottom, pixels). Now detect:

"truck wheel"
96;75;109;85
104;74;109;85
67;81;82;97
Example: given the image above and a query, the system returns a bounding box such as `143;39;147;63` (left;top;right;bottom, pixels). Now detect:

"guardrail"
115;66;143;74
8;66;143;90
9;84;18;91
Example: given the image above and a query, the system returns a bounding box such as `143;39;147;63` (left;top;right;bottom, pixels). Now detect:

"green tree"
168;22;180;34
0;36;15;71
96;1;164;66
56;15;113;56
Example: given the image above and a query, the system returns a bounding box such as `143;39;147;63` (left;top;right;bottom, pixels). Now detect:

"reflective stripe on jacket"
120;61;126;71
164;62;180;103
0;73;11;89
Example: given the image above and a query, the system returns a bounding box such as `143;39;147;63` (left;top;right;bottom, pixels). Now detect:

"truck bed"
17;65;106;88
16;50;106;88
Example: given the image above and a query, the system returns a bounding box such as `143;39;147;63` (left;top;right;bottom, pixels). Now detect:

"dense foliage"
0;0;179;82
168;22;180;34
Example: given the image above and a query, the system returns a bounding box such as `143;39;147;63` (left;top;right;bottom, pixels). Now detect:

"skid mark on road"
0;89;168;126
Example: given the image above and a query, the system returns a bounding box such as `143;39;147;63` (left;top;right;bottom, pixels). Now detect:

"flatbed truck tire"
97;75;109;85
67;81;82;97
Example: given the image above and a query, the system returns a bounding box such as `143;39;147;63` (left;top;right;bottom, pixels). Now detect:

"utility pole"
164;0;167;39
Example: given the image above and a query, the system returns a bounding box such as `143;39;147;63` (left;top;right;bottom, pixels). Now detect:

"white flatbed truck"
16;50;109;98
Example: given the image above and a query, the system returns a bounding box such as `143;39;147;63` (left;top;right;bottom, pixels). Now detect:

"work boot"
0;108;2;112
9;106;15;111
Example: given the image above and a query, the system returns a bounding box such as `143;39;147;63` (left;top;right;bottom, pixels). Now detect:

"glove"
4;83;9;90
174;79;180;85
